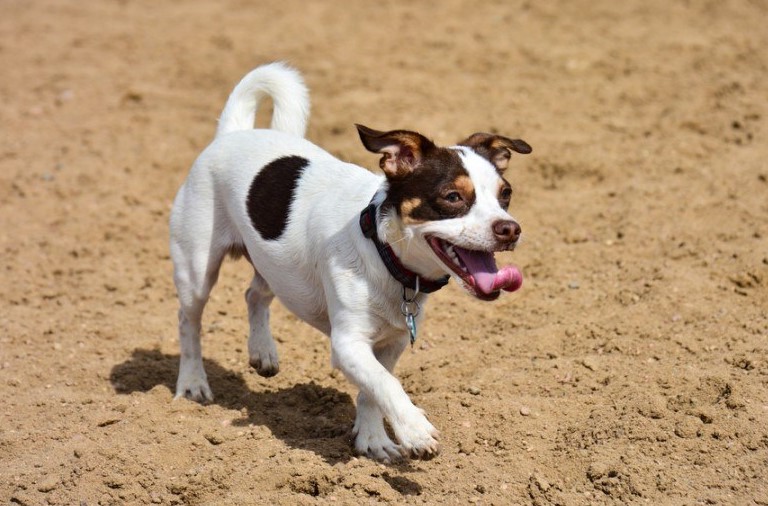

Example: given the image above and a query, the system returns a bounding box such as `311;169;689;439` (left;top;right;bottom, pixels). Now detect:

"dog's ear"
356;124;435;179
459;132;532;172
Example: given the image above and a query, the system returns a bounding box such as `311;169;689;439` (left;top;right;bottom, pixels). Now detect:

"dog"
170;62;531;462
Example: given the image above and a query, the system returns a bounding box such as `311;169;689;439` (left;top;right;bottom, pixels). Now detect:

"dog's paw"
249;353;279;377
175;371;214;403
248;336;280;378
393;412;441;460
352;423;403;464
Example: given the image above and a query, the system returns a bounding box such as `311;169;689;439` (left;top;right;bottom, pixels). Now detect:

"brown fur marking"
400;197;426;224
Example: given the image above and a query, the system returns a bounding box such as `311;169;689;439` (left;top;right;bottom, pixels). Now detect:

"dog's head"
357;124;531;301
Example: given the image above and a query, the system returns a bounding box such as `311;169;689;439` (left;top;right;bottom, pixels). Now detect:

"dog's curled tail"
216;62;310;139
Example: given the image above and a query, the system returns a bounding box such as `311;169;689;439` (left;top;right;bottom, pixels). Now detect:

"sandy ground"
1;0;767;504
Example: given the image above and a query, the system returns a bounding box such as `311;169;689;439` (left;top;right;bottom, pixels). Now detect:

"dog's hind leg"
245;272;279;377
170;189;229;402
172;245;227;402
172;251;226;402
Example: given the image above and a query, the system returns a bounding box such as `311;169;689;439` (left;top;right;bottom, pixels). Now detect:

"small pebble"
204;432;224;445
37;476;59;492
520;406;531;416
57;89;74;103
532;473;551;492
468;386;481;395
458;439;476;455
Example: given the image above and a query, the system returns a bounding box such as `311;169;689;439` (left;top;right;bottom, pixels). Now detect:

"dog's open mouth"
427;237;523;301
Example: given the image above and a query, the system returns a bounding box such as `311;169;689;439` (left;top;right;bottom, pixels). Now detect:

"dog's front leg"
353;391;402;463
332;333;440;461
352;338;408;462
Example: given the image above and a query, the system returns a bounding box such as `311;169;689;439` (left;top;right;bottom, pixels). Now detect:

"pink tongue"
454;247;523;295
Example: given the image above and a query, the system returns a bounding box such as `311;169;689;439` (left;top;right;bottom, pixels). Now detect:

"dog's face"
357;125;531;301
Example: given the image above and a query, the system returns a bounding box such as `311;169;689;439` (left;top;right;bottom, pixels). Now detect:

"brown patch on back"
247;155;309;240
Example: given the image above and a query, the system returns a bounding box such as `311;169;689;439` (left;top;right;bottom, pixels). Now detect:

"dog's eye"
444;191;462;203
500;187;512;200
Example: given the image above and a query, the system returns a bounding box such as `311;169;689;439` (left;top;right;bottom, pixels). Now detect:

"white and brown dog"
170;62;531;462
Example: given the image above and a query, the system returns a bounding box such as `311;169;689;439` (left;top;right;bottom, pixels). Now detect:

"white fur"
216;62;310;138
170;63;517;461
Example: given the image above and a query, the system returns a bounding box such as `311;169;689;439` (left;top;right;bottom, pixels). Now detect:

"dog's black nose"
493;220;521;244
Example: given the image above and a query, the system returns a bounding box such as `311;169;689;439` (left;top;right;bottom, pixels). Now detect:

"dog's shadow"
109;348;423;494
110;348;358;461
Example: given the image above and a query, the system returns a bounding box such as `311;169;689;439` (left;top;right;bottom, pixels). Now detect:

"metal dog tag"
401;279;421;346
406;312;417;345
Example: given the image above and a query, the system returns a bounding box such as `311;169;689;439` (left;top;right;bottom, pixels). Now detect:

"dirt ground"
1;0;767;504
